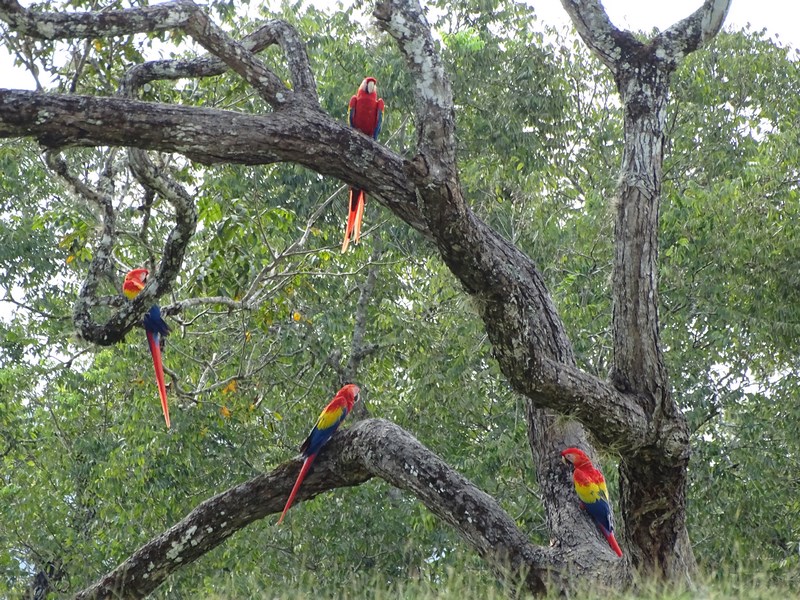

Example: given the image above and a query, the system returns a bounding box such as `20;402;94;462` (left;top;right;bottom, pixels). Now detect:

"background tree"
1;0;798;598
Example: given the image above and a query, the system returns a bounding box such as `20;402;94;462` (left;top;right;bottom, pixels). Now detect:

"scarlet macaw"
342;77;384;253
122;268;171;429
277;383;360;524
561;447;623;557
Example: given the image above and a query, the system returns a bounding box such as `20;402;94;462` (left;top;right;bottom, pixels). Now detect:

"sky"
531;0;800;44
1;0;798;89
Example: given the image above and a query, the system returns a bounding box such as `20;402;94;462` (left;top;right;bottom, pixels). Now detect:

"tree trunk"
562;0;732;581
611;60;695;576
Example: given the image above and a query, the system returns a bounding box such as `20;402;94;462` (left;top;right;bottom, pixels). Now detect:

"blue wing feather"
584;498;614;533
299;407;349;456
373;109;383;140
143;305;170;338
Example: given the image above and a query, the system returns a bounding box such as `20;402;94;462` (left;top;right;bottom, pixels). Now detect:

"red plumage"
277;454;316;526
146;330;171;429
342;77;384;253
342;188;365;253
349;78;383;137
601;525;623;557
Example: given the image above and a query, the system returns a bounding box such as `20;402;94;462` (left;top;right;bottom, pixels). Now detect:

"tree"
0;0;751;596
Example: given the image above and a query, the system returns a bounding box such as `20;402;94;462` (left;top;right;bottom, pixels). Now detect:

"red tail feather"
342;188;365;253
602;528;623;557
277;453;317;524
146;331;171;429
353;190;366;245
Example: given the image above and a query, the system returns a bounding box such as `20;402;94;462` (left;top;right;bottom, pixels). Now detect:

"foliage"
662;29;800;579
1;1;799;597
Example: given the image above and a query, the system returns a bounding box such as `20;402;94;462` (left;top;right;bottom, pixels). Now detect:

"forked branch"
560;0;732;75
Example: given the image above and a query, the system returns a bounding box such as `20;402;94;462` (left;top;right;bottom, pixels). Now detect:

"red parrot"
342;76;384;253
561;447;623;557
277;383;360;524
122;268;171;429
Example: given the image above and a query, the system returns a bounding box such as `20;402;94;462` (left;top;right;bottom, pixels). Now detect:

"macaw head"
123;267;149;300
561;447;592;469
338;383;361;411
360;77;377;95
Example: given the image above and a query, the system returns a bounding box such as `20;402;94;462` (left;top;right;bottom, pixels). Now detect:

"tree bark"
613;58;694;577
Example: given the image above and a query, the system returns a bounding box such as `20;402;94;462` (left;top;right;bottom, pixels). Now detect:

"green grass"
199;566;799;600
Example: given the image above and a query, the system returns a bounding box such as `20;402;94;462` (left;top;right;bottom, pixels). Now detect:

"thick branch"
0;0;194;38
561;0;731;74
355;421;564;594
179;6;290;106
0;89;424;233
127;149;197;285
559;0;641;71
73;419;562;600
654;0;732;68
374;0;455;169
533;357;649;447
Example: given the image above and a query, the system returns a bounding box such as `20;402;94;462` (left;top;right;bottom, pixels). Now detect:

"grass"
200;566;800;600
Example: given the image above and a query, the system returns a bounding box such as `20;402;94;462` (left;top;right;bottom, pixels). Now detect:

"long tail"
277;453;317;524
353;190;366;245
599;525;623;557
341;188;365;253
146;331;171;429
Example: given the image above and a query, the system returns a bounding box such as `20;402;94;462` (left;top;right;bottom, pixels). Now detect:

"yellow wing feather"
315;405;344;430
575;480;610;504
